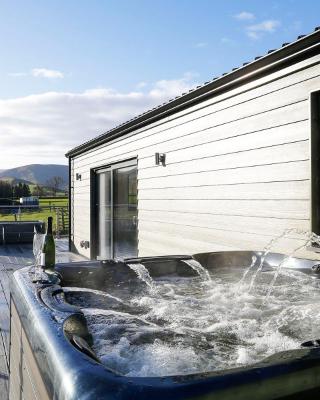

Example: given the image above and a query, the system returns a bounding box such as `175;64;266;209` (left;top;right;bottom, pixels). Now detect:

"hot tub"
9;251;320;399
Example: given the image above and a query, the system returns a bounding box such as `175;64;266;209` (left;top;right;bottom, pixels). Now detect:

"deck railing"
0;204;69;236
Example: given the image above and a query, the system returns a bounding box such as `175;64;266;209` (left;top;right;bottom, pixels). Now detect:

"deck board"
0;239;82;400
0;354;8;400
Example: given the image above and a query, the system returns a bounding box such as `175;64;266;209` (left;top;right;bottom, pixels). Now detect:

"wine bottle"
41;216;56;270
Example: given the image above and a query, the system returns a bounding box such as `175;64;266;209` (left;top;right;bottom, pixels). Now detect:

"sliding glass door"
94;160;137;259
95;169;112;259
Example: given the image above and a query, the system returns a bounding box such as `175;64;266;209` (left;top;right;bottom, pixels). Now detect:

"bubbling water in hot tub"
64;230;320;377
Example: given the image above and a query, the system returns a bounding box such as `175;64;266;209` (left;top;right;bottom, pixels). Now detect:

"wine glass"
33;225;44;279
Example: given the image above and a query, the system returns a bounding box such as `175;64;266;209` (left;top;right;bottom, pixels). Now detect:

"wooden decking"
0;240;83;399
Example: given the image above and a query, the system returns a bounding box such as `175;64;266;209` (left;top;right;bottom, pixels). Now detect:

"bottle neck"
46;217;53;235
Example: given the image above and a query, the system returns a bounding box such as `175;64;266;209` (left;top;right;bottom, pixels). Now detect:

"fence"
55;207;69;237
0;204;69;237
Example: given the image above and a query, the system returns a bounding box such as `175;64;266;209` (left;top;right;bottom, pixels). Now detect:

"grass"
40;197;68;207
0;197;68;234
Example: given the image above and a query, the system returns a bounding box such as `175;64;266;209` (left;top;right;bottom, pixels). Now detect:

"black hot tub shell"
9;251;320;400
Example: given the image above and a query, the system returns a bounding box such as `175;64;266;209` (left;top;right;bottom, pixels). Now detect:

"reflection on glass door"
95;169;112;259
113;165;137;258
94;160;137;259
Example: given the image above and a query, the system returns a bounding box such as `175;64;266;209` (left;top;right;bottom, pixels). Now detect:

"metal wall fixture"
155;153;166;166
80;240;90;249
76;173;82;181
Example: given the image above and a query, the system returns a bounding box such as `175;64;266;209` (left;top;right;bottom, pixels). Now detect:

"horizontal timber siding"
71;54;320;259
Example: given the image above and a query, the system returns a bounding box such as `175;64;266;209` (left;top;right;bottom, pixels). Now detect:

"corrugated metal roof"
66;27;320;158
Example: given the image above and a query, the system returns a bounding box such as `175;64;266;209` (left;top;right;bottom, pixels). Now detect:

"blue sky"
0;0;319;168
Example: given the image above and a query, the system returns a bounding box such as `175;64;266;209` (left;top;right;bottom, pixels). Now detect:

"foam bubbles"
69;267;320;377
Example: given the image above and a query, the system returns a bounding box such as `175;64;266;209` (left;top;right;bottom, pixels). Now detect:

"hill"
0;164;68;188
0;176;34;185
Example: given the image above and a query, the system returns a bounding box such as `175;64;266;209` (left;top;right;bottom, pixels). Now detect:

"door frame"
90;157;138;259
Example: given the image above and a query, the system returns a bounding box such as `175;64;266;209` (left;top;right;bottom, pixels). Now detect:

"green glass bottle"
41;216;56;270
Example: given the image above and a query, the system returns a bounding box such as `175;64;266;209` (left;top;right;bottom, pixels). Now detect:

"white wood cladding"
71;54;320;259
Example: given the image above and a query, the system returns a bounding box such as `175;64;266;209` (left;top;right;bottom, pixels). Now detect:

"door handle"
132;216;138;227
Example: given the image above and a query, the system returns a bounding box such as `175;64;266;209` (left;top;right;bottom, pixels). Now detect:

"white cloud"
8;72;28;77
234;11;255;21
31;68;64;78
246;20;280;39
8;68;65;79
136;81;147;89
194;42;208;48
0;74;198;168
149;72;198;98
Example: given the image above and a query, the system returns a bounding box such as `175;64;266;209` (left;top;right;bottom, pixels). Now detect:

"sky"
0;0;320;169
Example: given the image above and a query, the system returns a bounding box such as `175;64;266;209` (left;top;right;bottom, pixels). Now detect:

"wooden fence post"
56;208;60;238
61;208;65;234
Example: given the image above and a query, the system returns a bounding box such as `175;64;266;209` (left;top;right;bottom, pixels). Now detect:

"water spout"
182;259;211;281
248;228;311;292
127;263;156;291
237;255;257;287
264;232;316;301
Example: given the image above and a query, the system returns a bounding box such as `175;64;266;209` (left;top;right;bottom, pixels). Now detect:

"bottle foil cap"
40;253;46;267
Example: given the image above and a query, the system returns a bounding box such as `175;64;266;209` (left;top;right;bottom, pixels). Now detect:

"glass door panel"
113;165;138;259
94;160;137;260
95;170;112;259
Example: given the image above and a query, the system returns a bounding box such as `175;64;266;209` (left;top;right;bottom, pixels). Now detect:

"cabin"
66;28;320;260
19;196;39;206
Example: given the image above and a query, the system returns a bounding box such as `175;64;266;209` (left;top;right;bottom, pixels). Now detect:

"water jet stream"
127;263;156;291
182;259;211;281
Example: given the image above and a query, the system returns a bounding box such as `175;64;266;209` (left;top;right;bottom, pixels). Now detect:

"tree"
0;180;13;204
46;176;65;197
22;183;31;197
32;184;45;197
11;182;31;198
13;183;23;198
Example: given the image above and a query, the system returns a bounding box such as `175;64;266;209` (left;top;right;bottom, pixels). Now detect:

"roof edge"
66;28;320;158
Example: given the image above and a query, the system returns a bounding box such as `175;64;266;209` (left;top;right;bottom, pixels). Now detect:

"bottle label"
40;253;46;267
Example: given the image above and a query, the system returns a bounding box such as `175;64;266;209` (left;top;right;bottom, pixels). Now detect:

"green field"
0;197;68;234
40;197;68;207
